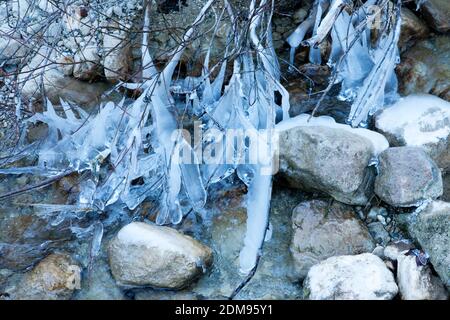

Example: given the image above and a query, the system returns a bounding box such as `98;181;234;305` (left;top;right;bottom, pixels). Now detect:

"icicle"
303;0;346;48
347;0;402;127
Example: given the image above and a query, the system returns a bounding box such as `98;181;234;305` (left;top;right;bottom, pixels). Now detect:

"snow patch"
376;94;450;146
277;114;389;155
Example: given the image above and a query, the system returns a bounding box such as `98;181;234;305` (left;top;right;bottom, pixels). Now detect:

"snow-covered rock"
290;200;375;279
277;114;389;205
108;222;213;289
374;147;443;207
375;94;450;169
397;254;448;300
304;253;398;300
400;200;450;288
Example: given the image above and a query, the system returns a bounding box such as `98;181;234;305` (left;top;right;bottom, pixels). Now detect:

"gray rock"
304;253;398;300
7;253;81;300
279;126;379;205
397;254;448;300
108;222;213;289
401;200;450;288
374;147;443;207
419;0;450;33
367;222;391;246
290;200;375;279
383;241;414;261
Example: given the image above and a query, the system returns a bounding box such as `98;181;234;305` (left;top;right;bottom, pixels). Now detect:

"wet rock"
397;254;448;300
290;200;375;278
419;0;450;33
304;253;398;300
7;253;81;300
399;8;429;51
278;116;388;205
108;222;213;289
374;147;443;207
73;46;102;81
375;94;450;169
400;200;450;288
396;38;450;101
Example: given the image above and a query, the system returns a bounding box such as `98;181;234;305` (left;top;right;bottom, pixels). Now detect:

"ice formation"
287;0;402;127
1;0;292;274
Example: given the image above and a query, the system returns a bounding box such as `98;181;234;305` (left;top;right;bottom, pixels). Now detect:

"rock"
375;94;450;169
8;253;81;300
303;253;398;300
374;147;443;207
419;0;450;33
399;8;429;51
384;241;414;261
401;200;450;288
56;55;75;76
367;222;391;246
19;47;109;106
102;28;132;81
0;27;28;65
73;46;102;81
396;38;450;101
278;114;389;205
397;254;448;300
108;222;213;289
290;200;375;278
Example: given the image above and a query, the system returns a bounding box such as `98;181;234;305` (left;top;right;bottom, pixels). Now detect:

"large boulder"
419;0;450;33
303;253;398;300
6;253;81;300
290;200;375;278
277;115;389;205
374;147;443;207
396;38;450;102
397;254;448;300
108;222;213;289
375;94;450;169
400;200;450;288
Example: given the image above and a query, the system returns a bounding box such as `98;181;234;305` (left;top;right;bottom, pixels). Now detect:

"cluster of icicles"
1;0;402;273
